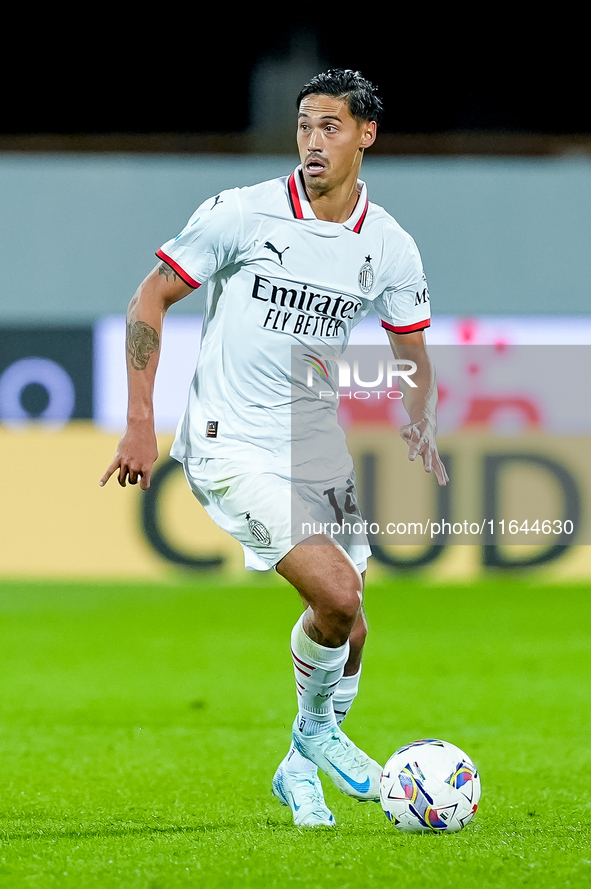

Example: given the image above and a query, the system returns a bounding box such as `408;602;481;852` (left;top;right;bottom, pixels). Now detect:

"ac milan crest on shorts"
182;456;371;573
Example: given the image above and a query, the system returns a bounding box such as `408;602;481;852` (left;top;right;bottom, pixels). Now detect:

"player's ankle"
296;712;337;737
285;746;317;773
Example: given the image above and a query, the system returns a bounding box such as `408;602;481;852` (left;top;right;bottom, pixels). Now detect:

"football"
379;738;481;833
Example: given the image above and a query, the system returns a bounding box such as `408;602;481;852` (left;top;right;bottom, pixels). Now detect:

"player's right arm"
99;261;195;490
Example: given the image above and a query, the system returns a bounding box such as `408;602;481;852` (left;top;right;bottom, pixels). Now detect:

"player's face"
297;94;376;194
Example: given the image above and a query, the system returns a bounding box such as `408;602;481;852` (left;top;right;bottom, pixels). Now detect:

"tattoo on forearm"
158;261;179;282
126;320;159;370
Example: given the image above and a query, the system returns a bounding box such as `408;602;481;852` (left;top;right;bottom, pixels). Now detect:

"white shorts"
182;457;372;573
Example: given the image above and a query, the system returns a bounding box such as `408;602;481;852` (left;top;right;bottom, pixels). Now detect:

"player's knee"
349;612;368;651
322;580;362;635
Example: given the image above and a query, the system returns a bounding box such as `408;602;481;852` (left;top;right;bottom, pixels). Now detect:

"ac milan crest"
248;518;271;547
359;255;374;293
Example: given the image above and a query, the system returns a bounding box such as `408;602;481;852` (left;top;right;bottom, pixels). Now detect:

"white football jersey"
157;167;431;471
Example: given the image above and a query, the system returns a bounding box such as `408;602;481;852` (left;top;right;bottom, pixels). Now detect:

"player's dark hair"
297;69;384;126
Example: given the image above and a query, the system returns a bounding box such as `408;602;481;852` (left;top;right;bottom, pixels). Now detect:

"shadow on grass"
0;816;312;843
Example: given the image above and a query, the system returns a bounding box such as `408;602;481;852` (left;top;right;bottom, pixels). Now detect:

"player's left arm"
387;328;448;486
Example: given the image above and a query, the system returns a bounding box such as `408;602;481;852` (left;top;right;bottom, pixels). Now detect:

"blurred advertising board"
2;314;590;430
1;315;590;578
0;327;93;426
92;314;591;434
1;426;590;580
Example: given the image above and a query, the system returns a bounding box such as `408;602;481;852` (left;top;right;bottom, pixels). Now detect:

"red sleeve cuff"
381;318;431;334
156;250;202;289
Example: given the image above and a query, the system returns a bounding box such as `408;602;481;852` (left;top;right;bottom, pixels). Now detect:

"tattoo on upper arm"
158;261;180;282
126;320;159;370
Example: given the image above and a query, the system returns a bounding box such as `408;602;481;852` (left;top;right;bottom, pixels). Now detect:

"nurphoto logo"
304;355;417;399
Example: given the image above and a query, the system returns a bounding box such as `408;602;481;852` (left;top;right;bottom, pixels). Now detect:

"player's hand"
100;422;159;490
400;418;448;487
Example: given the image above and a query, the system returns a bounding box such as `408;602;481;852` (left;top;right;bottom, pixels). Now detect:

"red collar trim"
352;194;369;233
287;168;369;232
287;170;305;219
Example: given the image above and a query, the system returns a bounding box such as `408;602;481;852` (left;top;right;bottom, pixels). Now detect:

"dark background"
2;12;586;138
0;328;93;419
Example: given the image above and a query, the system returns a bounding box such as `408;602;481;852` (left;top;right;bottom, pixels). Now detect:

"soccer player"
101;69;448;827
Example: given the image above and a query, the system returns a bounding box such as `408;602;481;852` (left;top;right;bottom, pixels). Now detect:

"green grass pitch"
0;573;590;887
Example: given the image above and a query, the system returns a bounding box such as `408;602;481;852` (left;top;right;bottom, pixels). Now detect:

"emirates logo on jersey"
358;256;374;294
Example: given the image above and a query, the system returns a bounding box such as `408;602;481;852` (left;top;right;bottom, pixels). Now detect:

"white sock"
333;666;362;726
291;613;349;736
284;745;317;774
284;665;362;774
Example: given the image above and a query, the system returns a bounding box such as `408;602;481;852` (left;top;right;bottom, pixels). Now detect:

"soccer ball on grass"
379;738;481;833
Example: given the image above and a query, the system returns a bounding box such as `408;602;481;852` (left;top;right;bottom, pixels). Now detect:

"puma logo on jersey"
264;241;289;265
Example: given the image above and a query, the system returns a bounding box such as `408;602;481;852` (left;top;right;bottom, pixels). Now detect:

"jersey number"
323;484;359;523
